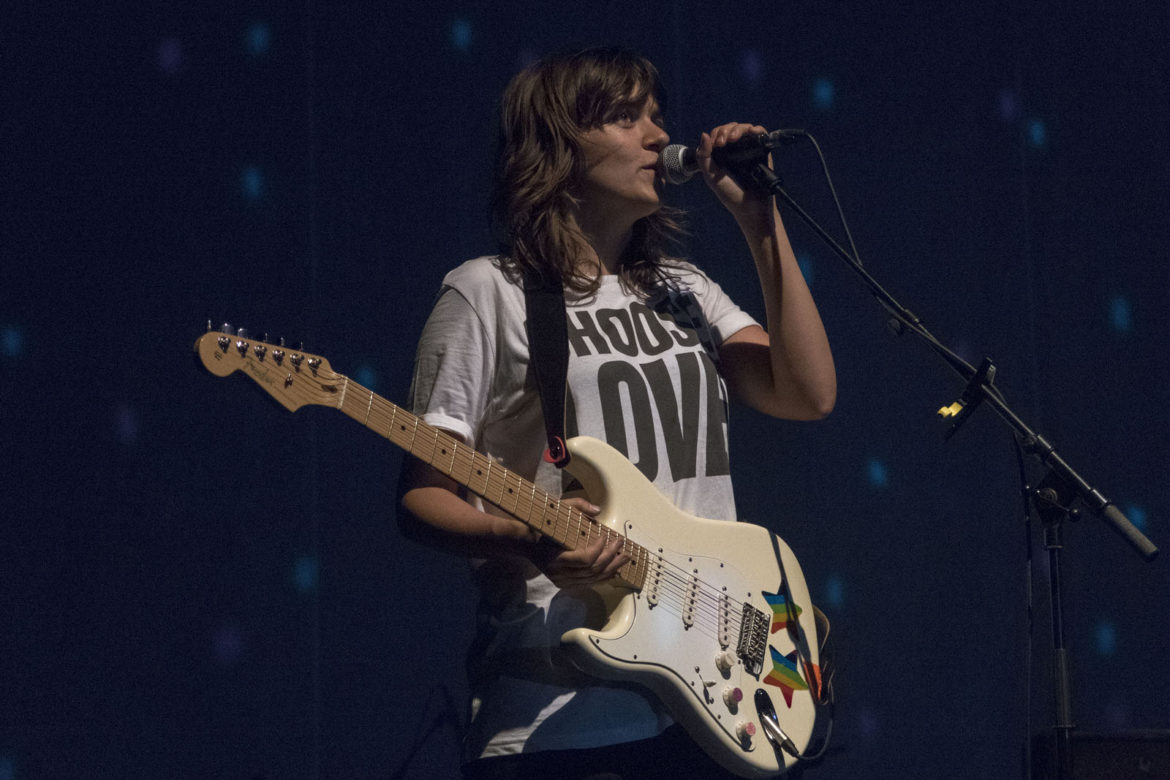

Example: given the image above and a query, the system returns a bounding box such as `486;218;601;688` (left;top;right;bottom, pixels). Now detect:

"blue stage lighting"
355;364;378;393
294;556;318;594
1094;620;1117;657
823;575;844;609
242;166;264;200
247;23;272;57
1026;118;1047;148
1109;295;1133;333
2;325;23;358
813;77;835;111
451;19;472;52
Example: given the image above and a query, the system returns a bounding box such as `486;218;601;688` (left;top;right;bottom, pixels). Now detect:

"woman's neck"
570;210;634;276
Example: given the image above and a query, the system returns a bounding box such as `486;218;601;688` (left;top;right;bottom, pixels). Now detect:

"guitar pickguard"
558;436;820;778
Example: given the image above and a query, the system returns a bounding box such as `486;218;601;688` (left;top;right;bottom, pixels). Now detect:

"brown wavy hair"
491;47;686;295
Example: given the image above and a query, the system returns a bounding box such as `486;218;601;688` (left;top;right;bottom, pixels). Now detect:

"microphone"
659;128;804;185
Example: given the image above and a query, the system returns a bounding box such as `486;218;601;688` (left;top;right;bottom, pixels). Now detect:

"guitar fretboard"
331;374;649;590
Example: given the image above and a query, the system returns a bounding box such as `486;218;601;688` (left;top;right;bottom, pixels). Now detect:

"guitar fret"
445;439;462;482
554;504;571;548
512;480;530;525
423;425;439;465
466;453;487;496
484;463;503;507
192;332;664;596
542;501;556;542
387;404;399;441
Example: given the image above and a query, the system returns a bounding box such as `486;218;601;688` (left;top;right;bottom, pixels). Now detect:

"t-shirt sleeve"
685;265;758;344
407;286;495;445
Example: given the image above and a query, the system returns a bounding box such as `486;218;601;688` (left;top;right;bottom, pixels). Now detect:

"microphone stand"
730;155;1159;780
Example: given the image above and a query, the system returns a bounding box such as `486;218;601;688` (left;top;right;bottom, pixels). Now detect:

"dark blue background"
4;2;1168;777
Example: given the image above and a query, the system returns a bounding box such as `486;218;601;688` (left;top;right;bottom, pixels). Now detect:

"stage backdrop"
4;2;1168;777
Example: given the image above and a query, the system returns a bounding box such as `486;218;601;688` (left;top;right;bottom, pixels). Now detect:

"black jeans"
461;724;747;780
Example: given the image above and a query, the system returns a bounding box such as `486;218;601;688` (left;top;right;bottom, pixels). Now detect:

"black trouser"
461;724;747;780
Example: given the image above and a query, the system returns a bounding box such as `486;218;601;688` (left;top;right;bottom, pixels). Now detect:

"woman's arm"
397;457;629;588
695;122;837;420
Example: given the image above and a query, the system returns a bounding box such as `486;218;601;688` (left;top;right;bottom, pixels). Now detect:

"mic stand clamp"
937;356;997;441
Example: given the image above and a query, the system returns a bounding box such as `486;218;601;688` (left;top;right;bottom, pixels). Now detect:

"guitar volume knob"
722;686;743;710
735;720;756;744
714;649;736;675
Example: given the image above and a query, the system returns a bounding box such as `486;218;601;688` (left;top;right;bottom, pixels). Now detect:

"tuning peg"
279;337;286;347
237;327;248;339
262;332;269;343
221;322;232;334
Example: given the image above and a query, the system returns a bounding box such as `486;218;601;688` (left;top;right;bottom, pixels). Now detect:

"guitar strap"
646;280;722;370
523;270;724;469
523;269;571;468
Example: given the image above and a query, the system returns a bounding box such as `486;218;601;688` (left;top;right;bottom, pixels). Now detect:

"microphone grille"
659;144;694;185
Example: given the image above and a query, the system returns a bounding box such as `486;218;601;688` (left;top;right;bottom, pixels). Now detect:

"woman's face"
574;94;670;226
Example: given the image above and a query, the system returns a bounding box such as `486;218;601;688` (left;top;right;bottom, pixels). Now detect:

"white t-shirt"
407;255;758;760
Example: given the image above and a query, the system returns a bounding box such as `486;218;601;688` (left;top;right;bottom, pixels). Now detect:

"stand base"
1032;729;1170;779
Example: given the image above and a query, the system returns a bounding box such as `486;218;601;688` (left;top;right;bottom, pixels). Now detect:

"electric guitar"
194;327;827;778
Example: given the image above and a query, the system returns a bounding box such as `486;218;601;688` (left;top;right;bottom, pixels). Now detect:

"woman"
399;47;835;779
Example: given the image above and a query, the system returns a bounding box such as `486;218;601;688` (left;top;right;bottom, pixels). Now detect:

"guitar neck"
330;376;647;584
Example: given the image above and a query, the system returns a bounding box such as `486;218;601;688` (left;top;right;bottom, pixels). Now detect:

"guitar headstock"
194;326;340;412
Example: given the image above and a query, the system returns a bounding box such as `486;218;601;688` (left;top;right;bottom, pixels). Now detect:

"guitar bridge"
737;602;769;677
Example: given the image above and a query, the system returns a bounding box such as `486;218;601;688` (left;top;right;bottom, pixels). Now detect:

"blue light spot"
1094;621;1117;656
740;49;764;86
1124;505;1147;533
812;77;835;111
354;364;378;393
1026;118;1047;148
451;19;473;52
2;325;24;358
246;23;271;57
823;575;844;609
866;458;888;488
158;38;183;74
294;556;318;593
213;625;244;664
997;89;1020;122
1109;295;1133;333
115;404;140;445
242;166;264;200
857;707;879;739
797;253;815;286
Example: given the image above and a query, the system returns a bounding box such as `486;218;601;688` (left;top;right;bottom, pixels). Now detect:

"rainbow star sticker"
762;646;810;708
762;591;803;634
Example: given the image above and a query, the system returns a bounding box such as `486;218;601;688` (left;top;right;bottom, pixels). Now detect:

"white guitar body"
193;330;824;778
560;436;820;778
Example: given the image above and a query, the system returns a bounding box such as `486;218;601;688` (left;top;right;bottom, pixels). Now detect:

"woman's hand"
526;497;630;589
695;122;775;227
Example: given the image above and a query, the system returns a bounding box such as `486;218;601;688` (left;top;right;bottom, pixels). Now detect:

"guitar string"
354;382;752;639
284;370;749;642
272;368;766;649
315;374;760;639
234;354;806;690
324;359;825;730
237;349;818;751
